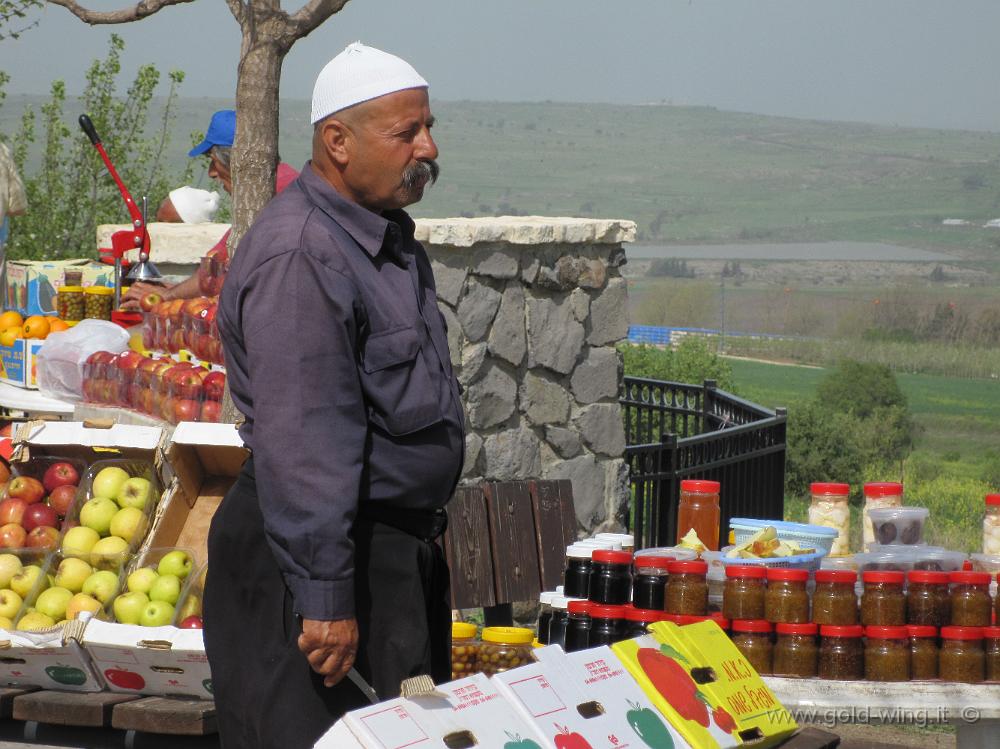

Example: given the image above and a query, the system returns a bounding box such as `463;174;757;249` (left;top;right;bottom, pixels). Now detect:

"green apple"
113;591;149;624
90;536;129;569
139;599;174;627
157;550;193;580
0;589;22;619
0;615;13;630
54;558;94;593
82;570;119;604
117;477;152;511
10;565;45;599
178;593;202;620
35;587;73;621
0;553;23;588
148;574;181;605
127;567;159;595
65;593;102;620
79;497;118;536
16;610;55;631
61;526;101;557
109;507;146;544
91;466;130;500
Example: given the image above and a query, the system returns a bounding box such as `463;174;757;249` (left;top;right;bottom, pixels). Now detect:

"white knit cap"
311;41;428;124
169;186;221;224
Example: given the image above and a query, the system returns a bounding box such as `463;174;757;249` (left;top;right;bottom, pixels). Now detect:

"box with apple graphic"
0;618;105;692
0;338;45;389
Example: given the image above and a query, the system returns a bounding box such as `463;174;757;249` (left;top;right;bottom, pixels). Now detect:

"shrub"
620;338;733;390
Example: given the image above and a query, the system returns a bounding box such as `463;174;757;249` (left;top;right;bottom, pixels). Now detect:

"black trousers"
203;459;452;749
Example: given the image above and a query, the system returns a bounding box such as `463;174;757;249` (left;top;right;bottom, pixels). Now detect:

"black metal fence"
621;377;787;549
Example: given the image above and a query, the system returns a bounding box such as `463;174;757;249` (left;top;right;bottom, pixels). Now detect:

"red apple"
0;523;25;548
174;399;201;423
23;503;58;532
0;498;27;526
8;477;44;505
179;615;203;629
199;400;221;423
42;462;79;494
202;371;226;401
139;292;163;313
115;351;144;372
25;525;59;551
182;297;213;318
47;484;77;517
171;370;204;401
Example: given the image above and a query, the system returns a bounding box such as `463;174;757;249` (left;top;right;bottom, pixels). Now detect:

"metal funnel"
126;251;163;282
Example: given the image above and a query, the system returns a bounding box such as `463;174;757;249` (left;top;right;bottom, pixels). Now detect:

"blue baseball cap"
188;110;236;157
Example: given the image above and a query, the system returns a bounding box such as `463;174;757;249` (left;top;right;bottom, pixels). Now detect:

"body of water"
628;241;956;262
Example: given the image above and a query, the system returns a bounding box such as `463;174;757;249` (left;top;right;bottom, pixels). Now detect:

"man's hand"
298;617;358;688
120;281;170;311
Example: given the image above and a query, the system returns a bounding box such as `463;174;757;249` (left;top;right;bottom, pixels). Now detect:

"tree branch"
46;0;195;25
286;0;350;38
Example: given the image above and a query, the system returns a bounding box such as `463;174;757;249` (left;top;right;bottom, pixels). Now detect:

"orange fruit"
0;311;23;330
0;326;20;347
22;315;50;340
48;318;69;333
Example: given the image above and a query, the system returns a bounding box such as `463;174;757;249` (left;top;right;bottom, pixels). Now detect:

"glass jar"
589;550;633;605
63;269;83;287
676;479;721;551
57;286;85;322
860;571;906;626
813;570;858;625
984;626;1000;682
589;605;627;646
548;596;570;649
596;533;634;553
809;482;852;556
451;622;480;680
908;625;938;680
818;625;865;680
84;285;114;320
665;560;709;615
949;571;992;627
984;494;1000;556
564;544;593;599
709;611;731;632
723;565;767;621
624;606;664;638
564;599;592;653
773;622;818;678
731;620;773;675
536;591;555;645
862;482;903;550
479;627;534;676
765;568;810;624
864;626;911;682
939;626;985;683
906;571;951;626
632;554;672;611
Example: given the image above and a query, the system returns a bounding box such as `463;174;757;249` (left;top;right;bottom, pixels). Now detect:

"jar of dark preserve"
949;571;992;627
564;545;594;599
906;570;950;627
983;626;1000;682
536;591;555;645
864;626;911;682
772;622;818;678
765;568;810;624
589;604;627;645
730;619;773;675
624;606;664;638
907;625;938;680
564;599;592;652
860;571;906;626
589;550;633;605
632;554;672;611
548;596;571;649
812;570;858;625
939;626;985;683
723;565;767;621
818;625;865;680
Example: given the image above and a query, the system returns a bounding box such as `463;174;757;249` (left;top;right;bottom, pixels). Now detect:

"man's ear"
319;118;352;168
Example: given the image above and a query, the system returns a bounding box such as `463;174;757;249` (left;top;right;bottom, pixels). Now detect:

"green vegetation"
620;338;733;389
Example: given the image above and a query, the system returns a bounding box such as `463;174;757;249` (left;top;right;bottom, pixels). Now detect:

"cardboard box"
0;338;44;389
4;259;113;317
11;420;166;467
0;620;104;692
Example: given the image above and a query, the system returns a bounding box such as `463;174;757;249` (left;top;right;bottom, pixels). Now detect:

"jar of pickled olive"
624;606;664;638
57;286;85;321
723;565;767;621
564;544;594;599
949;571;992;627
862;482;903;550
813;570;858;625
818;625;865;680
905;570;950;627
588;550;633;605
676;479;721;551
809;482;852;556
772;622;818;678
908;625;938;680
864;626;911;682
860;571;906;626
984;626;1000;682
589;604;628;646
984;494;1000;556
479;627;534;676
536;591;556;645
665;560;709;616
939;626;986;684
564;599;592;653
765;568;810;624
84;285;114;320
730;620;773;675
548;596;571;649
632;554;672;611
451;622;480;680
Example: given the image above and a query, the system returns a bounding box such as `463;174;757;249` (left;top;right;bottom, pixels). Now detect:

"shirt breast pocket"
360;325;443;436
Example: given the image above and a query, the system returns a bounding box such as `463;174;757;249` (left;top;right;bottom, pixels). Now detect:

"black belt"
356;503;448;542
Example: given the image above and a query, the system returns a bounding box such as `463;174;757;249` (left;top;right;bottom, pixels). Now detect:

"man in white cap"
156;186;222;224
204;42;463;747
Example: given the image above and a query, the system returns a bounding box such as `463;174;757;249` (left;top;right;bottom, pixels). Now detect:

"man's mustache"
402;159;439;189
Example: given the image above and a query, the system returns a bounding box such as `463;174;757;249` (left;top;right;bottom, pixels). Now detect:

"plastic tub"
8;455;89;545
0;548;59;630
730;518;838;556
40;550;129;624
112;547;199;626
970;553;1000;574
854;546;965;574
719;545;827;573
868;507;929;546
820;555;858;571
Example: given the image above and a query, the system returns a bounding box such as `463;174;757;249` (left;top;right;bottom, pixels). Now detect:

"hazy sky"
3;0;999;131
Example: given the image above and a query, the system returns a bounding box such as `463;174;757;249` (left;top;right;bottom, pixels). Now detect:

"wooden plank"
443;485;496;609
112;695;218;736
529;479;578;591
12;689;140;727
484;481;542;604
0;686;38;719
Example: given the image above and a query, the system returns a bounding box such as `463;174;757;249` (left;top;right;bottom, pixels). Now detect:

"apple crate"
7;456;89;552
116;547;200;627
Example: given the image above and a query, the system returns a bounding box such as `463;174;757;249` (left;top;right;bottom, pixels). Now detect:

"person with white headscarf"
204;43;461;747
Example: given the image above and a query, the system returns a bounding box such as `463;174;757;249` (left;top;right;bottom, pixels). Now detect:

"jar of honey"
675;480;721;551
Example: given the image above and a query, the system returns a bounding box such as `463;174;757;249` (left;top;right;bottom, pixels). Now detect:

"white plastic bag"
36;319;130;401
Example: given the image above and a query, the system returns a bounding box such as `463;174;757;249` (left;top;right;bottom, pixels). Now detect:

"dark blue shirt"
219;163;465;620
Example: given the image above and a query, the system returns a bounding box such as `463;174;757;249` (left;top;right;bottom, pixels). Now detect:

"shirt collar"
298;162;415;259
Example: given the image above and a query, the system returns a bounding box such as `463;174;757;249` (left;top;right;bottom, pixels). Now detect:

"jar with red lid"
813;570;858;625
949;571;992;627
708;611;731;631
765;568;810;623
819;625;865;680
564;599;592;652
730;620;773;675
632;553;672;611
665;560;709;615
589;604;627;645
984;626;1000;682
861;571;906;626
773;622;818;678
723;565;766;621
939;626;985;683
908;625;938;680
984;494;1000;556
863;482;903;550
906;570;950;627
865;626;910;681
809;482;851;556
624;606;664;638
676;479;721;551
588;549;633;605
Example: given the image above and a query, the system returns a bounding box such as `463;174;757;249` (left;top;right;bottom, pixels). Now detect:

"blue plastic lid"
729;518;838;538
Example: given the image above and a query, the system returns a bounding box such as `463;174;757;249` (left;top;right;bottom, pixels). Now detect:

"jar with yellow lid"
57;286;85;321
479;626;533;676
451;621;480;680
84;286;114;320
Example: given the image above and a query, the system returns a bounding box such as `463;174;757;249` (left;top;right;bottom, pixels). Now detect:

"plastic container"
57;286;85;322
536;591;555;645
911;547;968;573
548;596;570;649
984;626;1000;682
864;626;910;682
730;619;773;675
564;599;592;652
868;507;929;547
862;482;903;550
773;622;818;678
479;627;534;676
820;555;859;571
588;549;632;605
634;546;698;563
624;606;664;637
970;553;1000;574
860;571;906;626
906;570;950;627
908;625;938;680
174;562;206;627
718;546;827;573
589;604;627;646
632;553;672;611
812;570;858;626
676;480;721;551
84;286;114;321
595;533;634;552
808;483;852;556
818;625;865;680
0;548;70;630
665;560;708;615
112;547;199;626
9;455;89;530
40;550;129;625
451;622;479;679
723;566;766;621
949;571;992;627
984;495;1000;556
730;518;838;557
764;568;810;624
939;626;985;683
